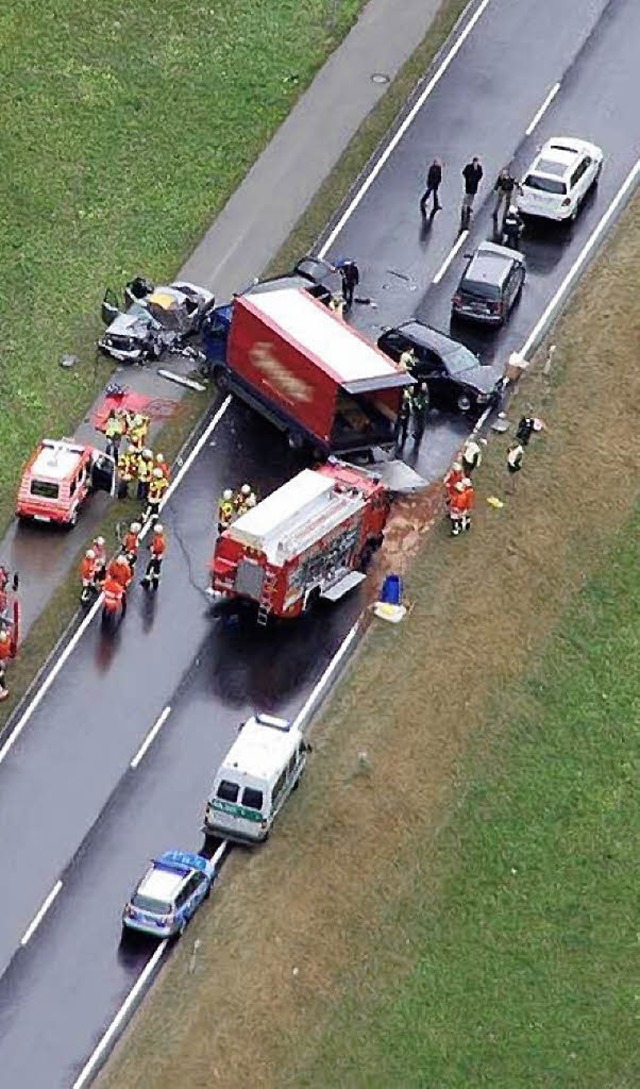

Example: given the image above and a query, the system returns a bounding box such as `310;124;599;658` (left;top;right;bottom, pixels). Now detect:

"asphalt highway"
1;0;639;1084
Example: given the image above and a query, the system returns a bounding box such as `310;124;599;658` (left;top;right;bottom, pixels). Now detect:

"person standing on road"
335;259;360;310
461;157;484;223
105;410;125;459
411;383;430;447
516;415;544;446
395;388;413;453
141;524;167;591
122;521;142;569
506;442;524;492
493;167;518;228
502;205;524;250
444;461;464;506
420;158;443;216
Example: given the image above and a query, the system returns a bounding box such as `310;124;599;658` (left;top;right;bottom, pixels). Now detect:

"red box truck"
204;287;414;456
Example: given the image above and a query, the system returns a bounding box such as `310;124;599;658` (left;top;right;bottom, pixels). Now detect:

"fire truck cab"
210;460;390;624
16;439;116;527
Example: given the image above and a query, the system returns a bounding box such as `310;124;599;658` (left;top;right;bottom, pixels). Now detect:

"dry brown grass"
100;196;640;1089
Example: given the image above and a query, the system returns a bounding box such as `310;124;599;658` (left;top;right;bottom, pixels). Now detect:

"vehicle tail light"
490;301;503;315
452;294;462;307
561;197;571;207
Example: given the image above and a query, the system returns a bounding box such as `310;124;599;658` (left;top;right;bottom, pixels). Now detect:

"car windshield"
524;173;567;195
131;893;172;915
30;480;59;499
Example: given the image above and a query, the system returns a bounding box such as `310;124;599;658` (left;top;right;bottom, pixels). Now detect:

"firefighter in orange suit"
144;468;169;523
444;461;464;506
122;521;142;569
80;549;98;602
449;478;474;535
0;629;16;701
141;524;167;591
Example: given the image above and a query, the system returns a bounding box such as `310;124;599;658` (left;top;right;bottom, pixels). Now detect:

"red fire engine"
210;460;390;623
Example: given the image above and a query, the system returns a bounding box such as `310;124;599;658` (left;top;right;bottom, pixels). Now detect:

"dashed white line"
130;706;172;769
20;880;63;947
318;0;495;257
71;939;168;1089
432;229;469;284
519;156;640;359
525;82;561;137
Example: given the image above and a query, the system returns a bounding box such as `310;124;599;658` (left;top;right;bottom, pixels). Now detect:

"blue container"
380;574;402;606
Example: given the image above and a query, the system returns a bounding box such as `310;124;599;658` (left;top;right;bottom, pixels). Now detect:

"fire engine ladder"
257;567;277;627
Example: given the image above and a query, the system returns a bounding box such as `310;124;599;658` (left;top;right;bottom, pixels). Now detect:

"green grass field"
0;0;364;529
293;526;640;1088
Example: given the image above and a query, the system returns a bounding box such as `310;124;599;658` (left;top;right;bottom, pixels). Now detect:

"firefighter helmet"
240;484;251;496
0;631;8;644
85;549;96;560
94;536;105;547
452;461;462;472
130;521;142;533
156;453;165;463
153;467;164;479
154;524;164;534
142;448;153;460
116;555;129;566
222;489;233;501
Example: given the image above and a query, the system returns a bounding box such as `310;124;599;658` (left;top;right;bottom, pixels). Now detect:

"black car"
451;240;525;326
246;256;343;305
377;321;503;415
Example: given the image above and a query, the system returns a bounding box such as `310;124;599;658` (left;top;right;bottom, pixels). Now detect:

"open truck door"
90;450;117;497
101;288;121;326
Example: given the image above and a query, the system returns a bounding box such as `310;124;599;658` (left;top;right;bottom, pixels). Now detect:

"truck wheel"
287;430;304;452
214;367;229;393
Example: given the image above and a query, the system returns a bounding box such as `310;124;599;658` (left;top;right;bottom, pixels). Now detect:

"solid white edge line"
292;621;360;732
211;840;228;868
519;157;640;359
139;394;232;542
130;706;172;770
317;0;494;257
0;598;102;768
525;82;560;137
432;230;469;284
20;880;63;947
71;939;168;1089
0;396;233;767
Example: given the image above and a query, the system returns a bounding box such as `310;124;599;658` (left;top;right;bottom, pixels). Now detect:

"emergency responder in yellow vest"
105;410;125;458
144;468;169;523
237;483;257;516
128;414;150;454
117;449;136;499
155;452;170;480
218;489;235;534
136;448;154;502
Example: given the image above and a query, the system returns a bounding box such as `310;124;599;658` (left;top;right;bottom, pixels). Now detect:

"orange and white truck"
209;459;390;623
16;439;115;527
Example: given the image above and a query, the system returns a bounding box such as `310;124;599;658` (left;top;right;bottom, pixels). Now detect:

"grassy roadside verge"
0;0;366;531
99;192;640;1089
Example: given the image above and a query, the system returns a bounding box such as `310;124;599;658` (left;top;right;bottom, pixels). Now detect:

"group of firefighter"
0;565;18;702
78;408;171;617
216;483;257;535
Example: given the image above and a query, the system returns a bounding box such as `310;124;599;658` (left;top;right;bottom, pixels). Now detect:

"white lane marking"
292;621;360;732
71;939;168;1089
525;82;560;136
211;840;228;868
317;0;495;257
139;393;232;542
130;706;172;770
519;157;640;359
432;229;469;284
20;880;63;947
0;396;233;766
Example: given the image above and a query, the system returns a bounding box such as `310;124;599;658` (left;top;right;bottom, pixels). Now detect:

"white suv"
516;137;603;223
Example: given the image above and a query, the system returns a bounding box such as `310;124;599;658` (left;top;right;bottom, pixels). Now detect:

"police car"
122;850;216;938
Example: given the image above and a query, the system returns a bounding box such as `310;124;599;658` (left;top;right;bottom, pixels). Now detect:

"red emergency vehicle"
210;459;390;623
204;287;414;456
16;439;115;527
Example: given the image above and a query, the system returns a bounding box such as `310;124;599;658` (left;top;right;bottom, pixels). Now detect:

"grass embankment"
0;0;365;531
99;195;640;1089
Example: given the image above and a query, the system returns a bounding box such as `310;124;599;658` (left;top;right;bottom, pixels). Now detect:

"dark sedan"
377;321;504;415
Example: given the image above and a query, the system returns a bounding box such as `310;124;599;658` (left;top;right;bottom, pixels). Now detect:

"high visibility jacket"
450;488;469;515
463;441;482;469
136;456;153;483
218;499;234;525
444;468;464;495
103;577;124;610
80;556;97;582
123;531;139;555
156;460;170;479
105;414;125;440
108;559;132;589
150;534;166;559
118;453;136;481
148;476;168;504
460;485;475;513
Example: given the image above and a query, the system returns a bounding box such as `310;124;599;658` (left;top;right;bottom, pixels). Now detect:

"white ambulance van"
203;713;309;843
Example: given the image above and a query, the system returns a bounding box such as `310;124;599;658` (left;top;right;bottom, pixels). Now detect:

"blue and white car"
122;850;216;938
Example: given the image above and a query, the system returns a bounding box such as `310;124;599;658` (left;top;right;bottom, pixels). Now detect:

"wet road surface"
1;0;639;1083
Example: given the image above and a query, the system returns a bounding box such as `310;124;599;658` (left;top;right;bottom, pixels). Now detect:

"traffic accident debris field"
100;199;640;1088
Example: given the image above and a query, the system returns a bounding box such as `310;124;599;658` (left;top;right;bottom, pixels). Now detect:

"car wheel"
457;392;472;414
214;366;229;393
287;430;304;453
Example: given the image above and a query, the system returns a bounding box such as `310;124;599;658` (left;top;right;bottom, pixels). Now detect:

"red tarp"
91;392;180;433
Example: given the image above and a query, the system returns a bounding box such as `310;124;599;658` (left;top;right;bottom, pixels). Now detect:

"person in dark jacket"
335;259;360;310
420;158;443;216
493;167;519;227
502;205;524;250
461;157;483;225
